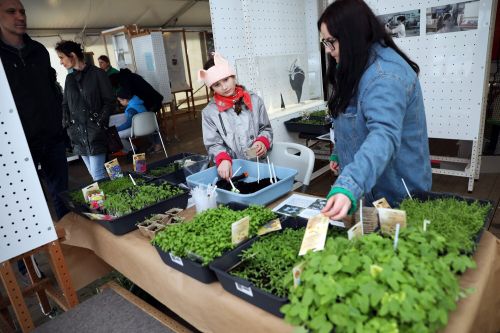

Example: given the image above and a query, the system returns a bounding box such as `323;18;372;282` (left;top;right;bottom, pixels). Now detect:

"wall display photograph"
112;33;134;69
236;54;311;113
378;9;421;38
426;0;480;35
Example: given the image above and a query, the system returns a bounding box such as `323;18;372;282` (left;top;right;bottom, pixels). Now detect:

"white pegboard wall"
209;0;246;65
131;32;172;104
0;60;57;262
366;0;494;141
210;0;323;111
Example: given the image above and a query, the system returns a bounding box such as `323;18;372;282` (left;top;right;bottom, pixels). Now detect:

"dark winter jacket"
62;65;114;155
0;34;64;150
115;68;163;111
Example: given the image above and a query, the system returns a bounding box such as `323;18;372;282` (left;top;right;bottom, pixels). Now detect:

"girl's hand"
321;193;351;220
252;141;267;157
217;160;232;180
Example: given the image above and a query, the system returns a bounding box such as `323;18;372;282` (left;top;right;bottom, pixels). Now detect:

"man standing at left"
0;0;69;220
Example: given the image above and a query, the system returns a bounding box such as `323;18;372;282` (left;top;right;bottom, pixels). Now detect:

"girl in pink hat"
199;53;273;180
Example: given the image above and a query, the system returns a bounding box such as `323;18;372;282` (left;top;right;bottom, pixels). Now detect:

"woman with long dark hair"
56;40;114;181
319;0;432;220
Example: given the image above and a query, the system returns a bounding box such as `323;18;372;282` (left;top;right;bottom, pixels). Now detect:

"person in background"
318;0;431;220
98;54;119;76
109;69;164;152
199;52;273;180
0;0;69;220
56;40;114;181
114;88;148;156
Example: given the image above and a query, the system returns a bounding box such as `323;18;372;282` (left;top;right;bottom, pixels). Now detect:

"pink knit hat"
197;52;236;88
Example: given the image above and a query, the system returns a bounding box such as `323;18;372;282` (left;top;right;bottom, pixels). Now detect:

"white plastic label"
235;282;254;297
169;253;184;266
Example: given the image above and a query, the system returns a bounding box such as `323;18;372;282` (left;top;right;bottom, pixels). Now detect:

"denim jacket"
330;43;432;207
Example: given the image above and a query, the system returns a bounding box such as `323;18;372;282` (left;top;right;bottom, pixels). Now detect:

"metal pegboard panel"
365;0;494;141
244;0;308;56
0;60;57;262
210;0;323;110
209;0;247;65
131;32;172;104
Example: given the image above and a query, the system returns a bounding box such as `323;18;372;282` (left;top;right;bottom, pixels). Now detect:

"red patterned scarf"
213;86;253;112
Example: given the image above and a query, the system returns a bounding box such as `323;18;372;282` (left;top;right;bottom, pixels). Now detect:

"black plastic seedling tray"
154;202;278;284
59;177;188;235
133;152;196;185
284;116;330;135
209;216;307;317
408;191;494;250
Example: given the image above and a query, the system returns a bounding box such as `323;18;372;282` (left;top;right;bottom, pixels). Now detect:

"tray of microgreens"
152;203;278;283
60;174;188;235
284;109;331;135
207;191;492;332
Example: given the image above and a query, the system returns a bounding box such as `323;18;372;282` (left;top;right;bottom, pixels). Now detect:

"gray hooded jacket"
202;92;273;163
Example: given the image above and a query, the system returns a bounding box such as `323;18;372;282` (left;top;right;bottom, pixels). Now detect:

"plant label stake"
233;166;242;177
232;216;250;245
378;208;407;235
423;219;431;232
359;199;364;235
271;162;278;184
373;197;391;209
292;262;305;288
401;178;413;200
299;214;329;256
257;218;282;236
266;156;273;183
228;177;240;193
256;156;260;184
129;174;137;186
393;223;401;251
347;222;363;240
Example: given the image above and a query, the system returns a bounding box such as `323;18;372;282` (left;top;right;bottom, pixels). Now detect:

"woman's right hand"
321;193;352;220
217;160;232;180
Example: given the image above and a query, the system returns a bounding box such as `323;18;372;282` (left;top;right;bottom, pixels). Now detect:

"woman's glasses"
321;38;337;50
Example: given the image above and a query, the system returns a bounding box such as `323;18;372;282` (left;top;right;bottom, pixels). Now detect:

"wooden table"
58;208;500;333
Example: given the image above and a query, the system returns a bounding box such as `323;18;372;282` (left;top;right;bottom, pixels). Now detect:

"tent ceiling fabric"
24;0;211;29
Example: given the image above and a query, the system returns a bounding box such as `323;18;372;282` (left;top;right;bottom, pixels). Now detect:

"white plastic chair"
128;112;168;158
268;141;315;191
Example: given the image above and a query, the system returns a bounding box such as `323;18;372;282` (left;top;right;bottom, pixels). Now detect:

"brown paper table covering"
59;210;500;333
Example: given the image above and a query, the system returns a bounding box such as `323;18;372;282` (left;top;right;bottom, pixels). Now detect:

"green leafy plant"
152;205;276;265
232;226;346;298
281;227;475;333
103;182;184;216
147;163;179;177
68;176;144;205
400;198;490;253
308;109;328;118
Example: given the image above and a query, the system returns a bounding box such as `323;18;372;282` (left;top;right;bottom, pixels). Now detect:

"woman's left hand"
252;141;267;157
321;193;352;220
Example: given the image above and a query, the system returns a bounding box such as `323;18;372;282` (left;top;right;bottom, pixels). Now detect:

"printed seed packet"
133;153;147;173
104;158;123;180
